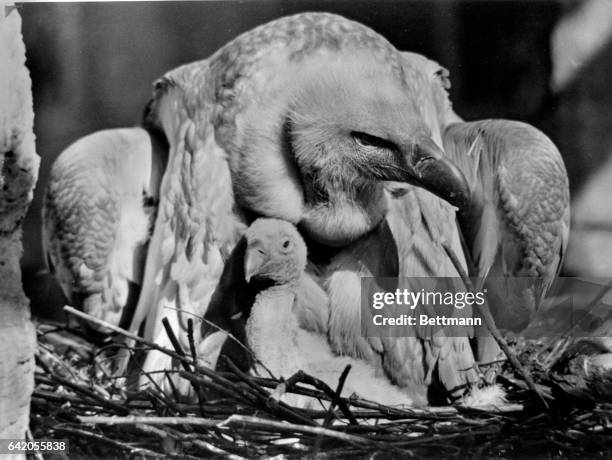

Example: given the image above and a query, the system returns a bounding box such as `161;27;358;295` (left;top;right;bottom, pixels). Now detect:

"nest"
31;310;612;460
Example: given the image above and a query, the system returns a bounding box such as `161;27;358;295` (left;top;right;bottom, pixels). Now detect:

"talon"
478;361;502;385
484;367;498;385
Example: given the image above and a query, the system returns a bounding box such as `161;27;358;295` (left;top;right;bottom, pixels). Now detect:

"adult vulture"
43;12;569;404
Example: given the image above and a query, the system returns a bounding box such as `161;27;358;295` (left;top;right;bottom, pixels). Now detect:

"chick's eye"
281;239;291;250
351;132;395;151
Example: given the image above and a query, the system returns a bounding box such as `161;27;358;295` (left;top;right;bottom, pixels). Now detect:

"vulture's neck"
246;287;303;378
299;166;387;246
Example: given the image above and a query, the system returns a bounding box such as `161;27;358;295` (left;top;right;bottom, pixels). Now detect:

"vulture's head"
289;59;467;198
244;218;307;288
287;57;469;244
235;54;469;245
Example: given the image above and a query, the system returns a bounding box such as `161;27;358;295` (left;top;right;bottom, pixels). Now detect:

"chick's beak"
244;246;268;283
401;137;470;210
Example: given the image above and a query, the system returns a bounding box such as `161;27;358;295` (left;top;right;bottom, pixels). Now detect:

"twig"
348;398;463;420
32;389;110;409
239;374;331;401
325;364;352;426
129;421;250;460
161;317;203;400
312;364;354;454
179;370;249;402
441;242;549;409
139;367;185;415
280;370;358;425
221;356;275;400
187;318;198;365
165;370;181;402
219;357;329;426
179;370;317;427
36;352;129;415
186;318;208;416
192;439;248;460
164;306;276;379
78;415;221;427
162;318;189;369
143;386;183;415
130;424;203;460
392;426;501;447
220;414;378;447
64;306;194;367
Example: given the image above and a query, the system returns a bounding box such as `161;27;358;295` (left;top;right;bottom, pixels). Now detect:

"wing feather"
442;120;570;332
385;188;480;402
42;128;160;332
129;66;246;381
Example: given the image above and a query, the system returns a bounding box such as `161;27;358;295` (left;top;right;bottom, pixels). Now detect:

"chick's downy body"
244;218;420;407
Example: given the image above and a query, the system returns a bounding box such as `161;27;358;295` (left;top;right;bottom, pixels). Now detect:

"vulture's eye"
351;132;395;151
281;239;292;250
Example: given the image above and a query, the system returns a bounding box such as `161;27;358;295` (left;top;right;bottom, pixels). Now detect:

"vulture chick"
244;218;422;407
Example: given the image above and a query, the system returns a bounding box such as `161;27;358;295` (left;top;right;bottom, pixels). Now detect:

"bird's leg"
110;325;146;384
473;328;505;385
454;217;506;384
110;338;134;377
441;242;549;408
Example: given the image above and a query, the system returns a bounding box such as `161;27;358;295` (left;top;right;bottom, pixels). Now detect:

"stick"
36;353;130;415
161;316;202;399
324;365;352;426
162;318;188;367
220;357;331;426
130;425;204;460
441;242;549;409
220;414;376;447
78;415;221;427
221;356;275;400
165;306;276;379
179;371;247;402
179;371;317;427
191;440;248;460
187;318;198;365
312;364;353;454
280;370;358;425
64;306;193;367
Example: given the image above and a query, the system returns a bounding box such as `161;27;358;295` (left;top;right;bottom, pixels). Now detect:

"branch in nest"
277;369;358;425
441;242;549;409
78;415;221;427
179;370;316;427
219;414;384;450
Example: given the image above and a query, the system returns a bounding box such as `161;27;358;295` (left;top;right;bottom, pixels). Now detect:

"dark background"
19;1;612;320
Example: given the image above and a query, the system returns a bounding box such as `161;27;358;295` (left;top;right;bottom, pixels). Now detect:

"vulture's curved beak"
244;245;267;283
400;137;470;211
